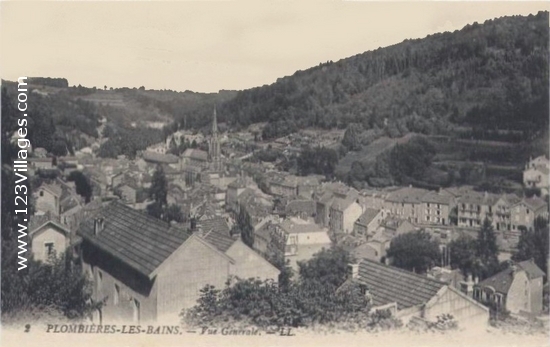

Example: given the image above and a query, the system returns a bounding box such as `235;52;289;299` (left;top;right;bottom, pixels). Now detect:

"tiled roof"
354;259;446;310
182;148;208;161
77;201;192;277
385;187;429;204
522;197;548;212
459;191;499;206
351;243;379;262
331;196;356;211
286;200;316;215
477;260;545;294
142;151;179;164
279;218;321;234
198;216;230;235
40;183;62;197
355;208;381;227
422;191;453;205
200;228;235;253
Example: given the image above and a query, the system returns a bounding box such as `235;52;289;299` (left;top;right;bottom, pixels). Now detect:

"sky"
1;1;548;93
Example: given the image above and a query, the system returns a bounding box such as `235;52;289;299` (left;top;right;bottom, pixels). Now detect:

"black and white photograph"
0;1;549;346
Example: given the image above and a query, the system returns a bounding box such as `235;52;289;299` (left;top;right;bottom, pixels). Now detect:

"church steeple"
212;106;218;135
209;106;221;172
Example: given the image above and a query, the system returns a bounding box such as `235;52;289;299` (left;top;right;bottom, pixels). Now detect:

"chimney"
93;217;105;236
348;263;359;279
460;274;475;297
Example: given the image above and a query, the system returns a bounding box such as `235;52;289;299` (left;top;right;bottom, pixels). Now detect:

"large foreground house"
77;201;278;324
474;259;545;315
339;259;489;328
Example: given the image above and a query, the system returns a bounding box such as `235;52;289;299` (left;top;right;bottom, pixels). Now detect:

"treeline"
1;85;100;156
217;12;548;140
28;77;69;88
347;136;438;188
98;126;164;159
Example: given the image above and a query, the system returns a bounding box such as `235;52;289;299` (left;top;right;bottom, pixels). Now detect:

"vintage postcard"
1;1;549;346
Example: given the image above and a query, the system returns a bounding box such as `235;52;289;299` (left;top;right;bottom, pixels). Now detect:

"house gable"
225;240;280;281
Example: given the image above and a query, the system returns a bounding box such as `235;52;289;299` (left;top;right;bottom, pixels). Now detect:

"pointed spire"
212;106;218;134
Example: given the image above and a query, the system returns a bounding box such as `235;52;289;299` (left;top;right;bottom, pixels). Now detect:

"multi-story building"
384;187;428;224
474;259;545;315
421;191;453;226
353;208;384;240
491;194;521;232
329;192;363;234
510;196;549;232
457;191;499;228
523;155;549;195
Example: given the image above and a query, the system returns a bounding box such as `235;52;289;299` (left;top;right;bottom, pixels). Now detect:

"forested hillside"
218;11;548;141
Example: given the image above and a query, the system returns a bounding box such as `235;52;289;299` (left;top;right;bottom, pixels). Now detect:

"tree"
163;204;185;223
149;165;167;207
146;201;163;220
512;216;549;275
67;171;93;203
2;249;101;321
342;123;363;151
448;234;477;275
474;218;500;279
298;245;353;289
386;230;441;274
233;208;254;248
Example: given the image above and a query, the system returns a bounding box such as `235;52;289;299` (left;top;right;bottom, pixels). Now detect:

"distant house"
523;156;549;195
28;157;54;171
181;149;209;168
510;197;549;232
77;201;278;323
285;199;316;220
351;243;381;262
269;175;298;198
271;218;331;257
329;193;362;234
34;183;62;216
474;259;545;315
30;220;71;262
116;184;137;205
353;208;384;240
339;259;489;327
142;151;179;165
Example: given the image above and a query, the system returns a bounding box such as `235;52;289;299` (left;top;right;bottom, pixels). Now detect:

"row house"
491;194;521;232
384;187;428;224
457;191;499;229
421;191;453;226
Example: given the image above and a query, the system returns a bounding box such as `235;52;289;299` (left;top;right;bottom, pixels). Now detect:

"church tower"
209;106;221;171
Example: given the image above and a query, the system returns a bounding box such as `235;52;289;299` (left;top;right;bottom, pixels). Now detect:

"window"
45;242;54;256
40;191;44;197
114;284;120;305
